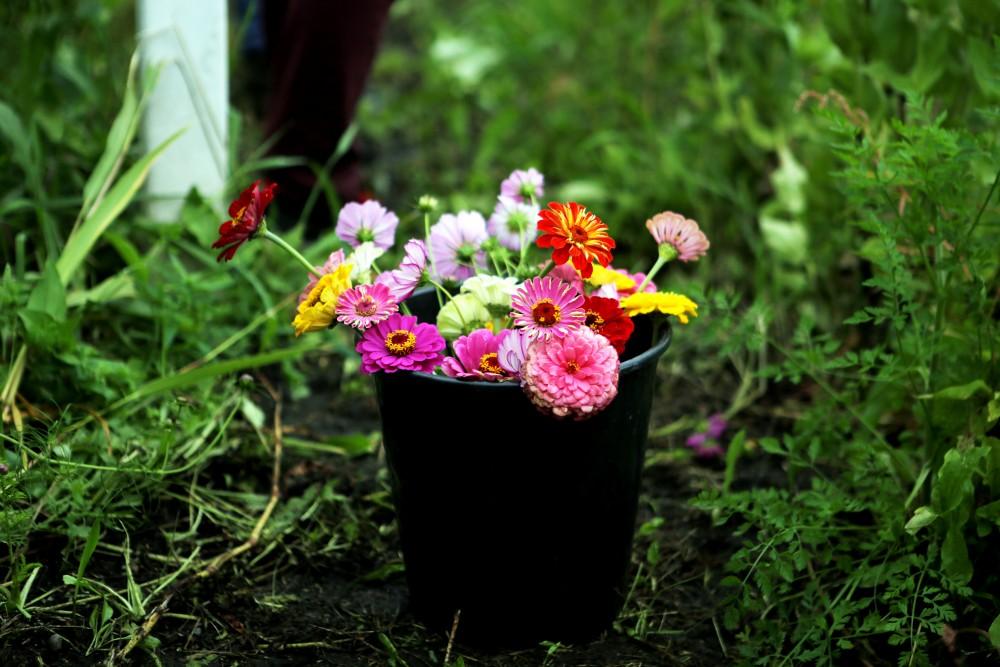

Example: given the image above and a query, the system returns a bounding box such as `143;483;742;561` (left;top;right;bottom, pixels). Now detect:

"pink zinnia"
375;239;428;302
488;195;539;251
520;326;620;420
441;329;512;382
500;167;544;203
336;200;400;250
510;276;586;339
645;211;709;262
546;262;585;296
336;283;398;330
356;313;445;374
497;328;532;376
429;211;489;282
298;249;347;304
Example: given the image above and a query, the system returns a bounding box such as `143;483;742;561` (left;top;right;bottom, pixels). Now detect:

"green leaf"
904;506;938;535
976;500;1000;526
75;520;102;595
932;449;975;515
941;522;973;585
56;128;184;286
723;429;746;493
760;215;809;265
989;613;1000;649
27;261;67;322
920;380;992;401
240;396;266;430
18;310;75;351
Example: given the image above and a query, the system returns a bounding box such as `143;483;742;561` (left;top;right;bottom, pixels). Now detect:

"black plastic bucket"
374;288;671;646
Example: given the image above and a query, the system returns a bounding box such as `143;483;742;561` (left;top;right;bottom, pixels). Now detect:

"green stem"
261;229;321;277
538;260;554;278
637;255;667;292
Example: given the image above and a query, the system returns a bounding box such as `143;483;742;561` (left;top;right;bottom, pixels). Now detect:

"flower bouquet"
213;169;708;644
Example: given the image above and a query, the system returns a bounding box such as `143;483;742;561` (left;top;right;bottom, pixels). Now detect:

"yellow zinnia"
621;291;699;324
585;264;636;291
292;263;353;336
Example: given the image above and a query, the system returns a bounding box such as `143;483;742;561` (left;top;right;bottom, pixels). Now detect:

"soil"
2;356;779;666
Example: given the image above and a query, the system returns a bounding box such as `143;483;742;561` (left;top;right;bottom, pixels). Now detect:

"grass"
2;0;1000;664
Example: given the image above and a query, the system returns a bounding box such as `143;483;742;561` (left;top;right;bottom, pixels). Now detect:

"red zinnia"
536;201;615;279
212;180;278;262
583;295;634;355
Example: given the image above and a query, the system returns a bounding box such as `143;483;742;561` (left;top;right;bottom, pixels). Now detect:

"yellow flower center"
565;360;580;374
585;310;604;331
531;298;561;326
478;352;503;375
355;295;378;317
384;329;416;356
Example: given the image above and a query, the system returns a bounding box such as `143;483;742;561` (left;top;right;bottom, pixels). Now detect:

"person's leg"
263;0;393;234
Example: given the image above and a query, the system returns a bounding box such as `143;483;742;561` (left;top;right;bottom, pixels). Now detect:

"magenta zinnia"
645;211;709;262
520;326;620;420
356;314;445;374
336;283;398;330
510;276;586;339
441;329;512;382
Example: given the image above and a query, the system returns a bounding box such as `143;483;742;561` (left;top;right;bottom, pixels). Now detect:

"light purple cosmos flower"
428;211;489;282
500;168;544;203
488;195;540;251
375;239;428;302
335;200;400;250
356;313;445;374
336;283;398;330
298;249;347;304
441;329;511;382
497;328;532;376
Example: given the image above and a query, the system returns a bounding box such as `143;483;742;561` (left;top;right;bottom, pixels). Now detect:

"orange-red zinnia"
536;201;615;278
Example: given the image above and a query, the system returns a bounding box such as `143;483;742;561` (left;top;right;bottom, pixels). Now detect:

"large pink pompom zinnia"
500;167;544;203
336;283;398;330
645;211;709;262
520;326;620;420
441;329;512;382
509;276;586;340
336;200;400;250
375;239;427;302
356;313;445;374
429;211;489;282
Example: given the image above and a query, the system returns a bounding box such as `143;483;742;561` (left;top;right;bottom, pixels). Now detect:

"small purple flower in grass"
500;167;544;203
375;239;428;302
356;313;445;374
336;200;399;250
441;329;512;382
685;413;729;459
429;211;489;282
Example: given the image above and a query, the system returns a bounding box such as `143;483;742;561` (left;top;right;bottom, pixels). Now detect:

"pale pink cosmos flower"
645;211;709;262
335;283;398;330
509;276;586;340
440;329;512;382
520;326;620;420
429;211;489;282
336;200;400;250
298;249;347;304
375;239;428;302
496;328;532;376
488;195;539;251
500;167;544;203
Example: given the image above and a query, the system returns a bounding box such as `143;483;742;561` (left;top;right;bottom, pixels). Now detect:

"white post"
137;0;228;221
